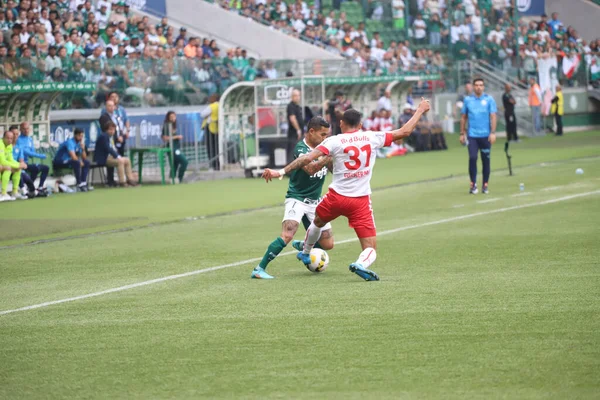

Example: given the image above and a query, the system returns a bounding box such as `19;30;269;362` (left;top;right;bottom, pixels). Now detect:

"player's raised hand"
418;98;431;113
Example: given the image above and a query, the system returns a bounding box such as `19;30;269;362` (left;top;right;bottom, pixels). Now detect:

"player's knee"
319;239;334;251
313;214;326;228
281;232;294;244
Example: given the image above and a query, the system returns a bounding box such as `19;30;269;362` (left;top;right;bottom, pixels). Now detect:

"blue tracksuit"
461;94;497;185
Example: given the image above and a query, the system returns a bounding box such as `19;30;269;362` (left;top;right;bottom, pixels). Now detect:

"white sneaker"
12;193;28;200
0;194;15;202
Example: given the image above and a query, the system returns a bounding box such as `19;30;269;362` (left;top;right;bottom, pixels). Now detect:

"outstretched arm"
262;148;326;182
387;98;430;142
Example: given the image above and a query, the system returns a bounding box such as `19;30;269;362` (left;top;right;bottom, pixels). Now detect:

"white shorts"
282;198;332;231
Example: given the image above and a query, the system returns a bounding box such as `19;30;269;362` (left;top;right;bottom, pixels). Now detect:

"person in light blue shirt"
460;78;497;195
548;13;562;39
16;122;49;193
52;129;91;192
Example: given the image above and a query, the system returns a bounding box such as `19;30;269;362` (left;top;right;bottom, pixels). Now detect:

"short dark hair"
473;78;484;85
74;128;84;135
307;116;330;131
104;122;116;131
8;125;18;131
341;109;362;128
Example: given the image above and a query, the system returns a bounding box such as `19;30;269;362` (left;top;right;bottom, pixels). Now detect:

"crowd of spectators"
0;0;598;110
0;0;269;107
218;0;599;86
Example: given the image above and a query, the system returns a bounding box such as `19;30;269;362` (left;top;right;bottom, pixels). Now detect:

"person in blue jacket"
52;128;90;192
16;122;49;194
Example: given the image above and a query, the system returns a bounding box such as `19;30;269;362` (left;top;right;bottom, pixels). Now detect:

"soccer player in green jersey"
251;116;335;279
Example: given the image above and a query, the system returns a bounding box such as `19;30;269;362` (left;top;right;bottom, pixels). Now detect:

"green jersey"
285;140;328;202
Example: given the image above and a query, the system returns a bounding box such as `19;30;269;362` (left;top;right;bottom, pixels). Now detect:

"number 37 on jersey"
316;130;394;197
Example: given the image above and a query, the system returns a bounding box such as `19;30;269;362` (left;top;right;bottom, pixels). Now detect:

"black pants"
19;171;35;192
555;114;563;136
468;137;491;185
206;130;219;170
287;136;298;164
54;160;90;185
505;112;518;141
26;164;49;188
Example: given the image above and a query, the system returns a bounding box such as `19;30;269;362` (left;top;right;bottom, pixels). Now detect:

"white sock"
302;222;322;254
356;248;377;269
79;182;87;187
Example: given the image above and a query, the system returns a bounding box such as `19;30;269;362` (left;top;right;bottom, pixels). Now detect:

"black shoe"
77;185;88;192
107;182;118;188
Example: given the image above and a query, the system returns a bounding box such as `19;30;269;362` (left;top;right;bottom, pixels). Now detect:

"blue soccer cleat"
297;251;311;266
291;240;304;252
349;263;380;281
251;266;274;279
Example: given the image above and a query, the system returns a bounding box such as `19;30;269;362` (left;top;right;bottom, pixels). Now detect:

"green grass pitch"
1;132;599;399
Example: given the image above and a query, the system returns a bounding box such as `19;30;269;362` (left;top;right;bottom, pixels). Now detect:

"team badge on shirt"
481;100;487;106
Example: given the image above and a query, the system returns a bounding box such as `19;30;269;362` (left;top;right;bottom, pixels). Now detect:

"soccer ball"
307;248;330;273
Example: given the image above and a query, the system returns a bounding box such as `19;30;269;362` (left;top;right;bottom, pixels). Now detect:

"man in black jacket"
94;122;137;187
502;83;518;142
99;99;123;186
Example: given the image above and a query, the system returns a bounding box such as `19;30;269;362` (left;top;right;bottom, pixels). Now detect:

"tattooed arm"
302;155;332;176
262;148;326;182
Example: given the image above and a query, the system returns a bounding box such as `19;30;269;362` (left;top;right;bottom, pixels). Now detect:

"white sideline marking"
512;192;532;197
1;190;599;317
476;198;500;204
543;186;563;191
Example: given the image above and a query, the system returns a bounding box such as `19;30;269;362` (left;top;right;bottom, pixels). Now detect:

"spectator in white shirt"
95;5;110;31
399;47;412;70
413;13;427;44
44;45;62;72
355;22;369;46
537;30;550;44
377;90;392;112
392;0;405;29
371;41;386;63
487;24;504;44
39;9;52;33
265;61;278;79
96;0;112;14
325;10;335;28
107;34;120;54
463;0;475;16
427;0;440;16
292;13;306;33
370;32;381;49
450;20;461;44
472;8;482;37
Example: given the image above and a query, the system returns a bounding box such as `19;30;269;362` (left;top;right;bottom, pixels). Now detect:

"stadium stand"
210;0;598;88
0;0;597;112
